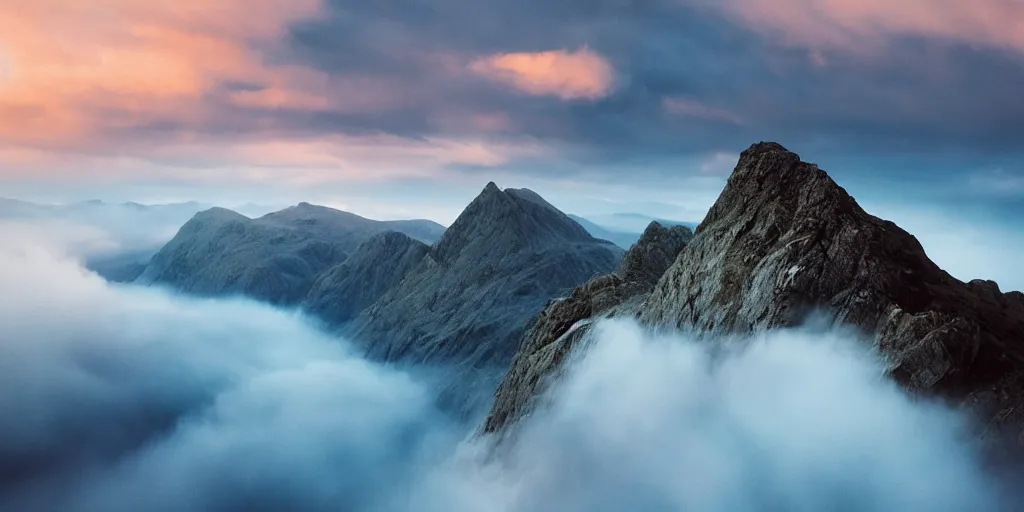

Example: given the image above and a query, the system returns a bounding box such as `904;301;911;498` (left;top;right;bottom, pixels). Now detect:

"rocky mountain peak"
193;206;247;221
431;182;598;264
616;221;694;287
482;181;501;194
640;141;948;332
345;183;624;418
263;202;358;222
637;142;1024;441
483;142;1024;446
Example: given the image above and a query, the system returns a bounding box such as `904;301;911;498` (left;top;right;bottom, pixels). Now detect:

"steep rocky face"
484;142;1024;444
137;204;444;305
346;183;624;415
483;222;693;434
303;231;429;326
640;143;1024;398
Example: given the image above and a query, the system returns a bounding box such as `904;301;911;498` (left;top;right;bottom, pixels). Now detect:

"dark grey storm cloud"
246;0;1024;164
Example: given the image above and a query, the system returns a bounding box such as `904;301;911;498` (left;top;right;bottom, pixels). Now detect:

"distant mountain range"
136;203;446;305
128;183;623;417
15;143;1024;446
0;198;445;284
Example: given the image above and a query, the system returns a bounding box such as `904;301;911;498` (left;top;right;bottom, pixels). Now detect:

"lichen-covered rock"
482;221;693;434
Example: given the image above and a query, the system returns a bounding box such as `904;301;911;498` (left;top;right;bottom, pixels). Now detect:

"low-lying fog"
2;212;1019;511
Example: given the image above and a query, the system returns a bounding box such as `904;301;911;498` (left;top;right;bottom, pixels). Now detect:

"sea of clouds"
3;215;1020;511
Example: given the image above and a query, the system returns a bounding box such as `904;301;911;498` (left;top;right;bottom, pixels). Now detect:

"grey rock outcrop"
304;231;429;326
483;221;693;434
137;204;445;305
484;142;1024;444
346;182;624;415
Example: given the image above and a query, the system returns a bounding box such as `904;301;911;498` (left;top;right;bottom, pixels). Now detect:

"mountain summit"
431;182;596;265
346;182;623;415
485;142;1024;444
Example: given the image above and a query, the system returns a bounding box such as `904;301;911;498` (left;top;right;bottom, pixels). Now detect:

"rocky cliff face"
346;182;624;415
137;204;445;305
483;222;693;434
484;142;1024;444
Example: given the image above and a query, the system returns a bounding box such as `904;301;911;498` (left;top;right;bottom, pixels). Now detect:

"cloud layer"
0;222;460;511
417;320;1006;511
0;219;1016;511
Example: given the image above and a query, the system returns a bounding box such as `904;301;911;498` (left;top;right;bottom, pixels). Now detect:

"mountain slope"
484;221;693;434
304;231;429;326
346;182;624;414
137;204;445;305
483;142;1024;445
135;208;345;304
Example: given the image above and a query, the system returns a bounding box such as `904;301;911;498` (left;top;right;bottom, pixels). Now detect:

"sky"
1;0;1023;225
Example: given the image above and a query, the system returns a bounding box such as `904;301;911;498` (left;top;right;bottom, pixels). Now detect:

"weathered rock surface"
483;221;693;433
137;204;445;305
304;231;429;326
346;182;624;415
484;142;1024;444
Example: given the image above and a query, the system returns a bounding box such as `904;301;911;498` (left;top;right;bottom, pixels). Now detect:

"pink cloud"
0;0;526;183
696;0;1024;53
469;48;616;100
0;0;327;150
